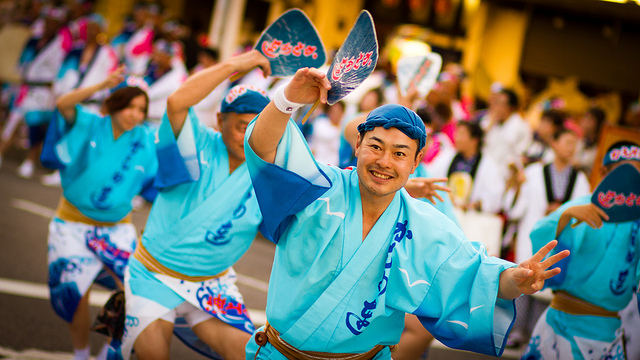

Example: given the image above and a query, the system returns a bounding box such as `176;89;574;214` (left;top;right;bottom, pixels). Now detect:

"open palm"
512;240;569;295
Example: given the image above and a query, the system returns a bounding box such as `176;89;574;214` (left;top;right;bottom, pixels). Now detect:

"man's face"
151;50;172;68
537;118;556;142
490;92;512;122
218;112;256;163
355;126;423;202
551;132;577;162
454;125;475;154
580;113;597;134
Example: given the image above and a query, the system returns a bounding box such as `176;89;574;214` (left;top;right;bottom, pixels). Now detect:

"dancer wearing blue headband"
243;67;569;360
115;50;271;360
522;140;640;360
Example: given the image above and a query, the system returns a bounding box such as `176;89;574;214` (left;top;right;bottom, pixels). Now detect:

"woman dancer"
43;69;158;360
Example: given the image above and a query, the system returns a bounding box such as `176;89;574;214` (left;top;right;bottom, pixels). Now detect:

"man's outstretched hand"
498;240;570;299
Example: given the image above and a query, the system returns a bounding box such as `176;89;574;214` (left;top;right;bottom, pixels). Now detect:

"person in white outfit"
310;101;345;166
431;121;505;214
480;89;532;180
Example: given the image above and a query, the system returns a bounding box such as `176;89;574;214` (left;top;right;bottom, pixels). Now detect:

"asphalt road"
0;156;521;360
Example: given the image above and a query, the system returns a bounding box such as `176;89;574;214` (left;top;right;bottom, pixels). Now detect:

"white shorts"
160;301;214;328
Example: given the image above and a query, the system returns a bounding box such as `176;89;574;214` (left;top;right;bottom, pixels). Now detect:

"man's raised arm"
248;67;331;164
166;50;271;137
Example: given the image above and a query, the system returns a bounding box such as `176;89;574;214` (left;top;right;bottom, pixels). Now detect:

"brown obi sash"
55;197;131;226
550;291;619;318
253;322;390;360
133;241;229;282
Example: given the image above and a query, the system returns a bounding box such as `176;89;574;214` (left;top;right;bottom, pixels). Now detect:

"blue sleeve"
139;177;159;202
40;105;99;169
139;140;159;202
244;118;332;243
154;108;209;188
530;196;592;288
636;263;640;313
392;233;516;357
41;111;68;169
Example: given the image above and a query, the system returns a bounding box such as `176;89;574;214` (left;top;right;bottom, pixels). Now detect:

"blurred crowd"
0;0;217;183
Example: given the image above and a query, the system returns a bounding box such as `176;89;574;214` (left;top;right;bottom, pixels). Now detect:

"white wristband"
273;84;304;114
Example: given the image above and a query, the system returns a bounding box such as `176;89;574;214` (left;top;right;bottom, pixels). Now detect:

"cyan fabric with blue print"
141;108;262;277
41;105;158;222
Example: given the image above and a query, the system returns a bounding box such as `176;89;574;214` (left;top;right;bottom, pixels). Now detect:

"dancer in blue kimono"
43;69;158;360
244;67;569;360
117;50;271;360
521;140;640;360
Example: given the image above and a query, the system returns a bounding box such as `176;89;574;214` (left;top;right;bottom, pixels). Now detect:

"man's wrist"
273;84;304;114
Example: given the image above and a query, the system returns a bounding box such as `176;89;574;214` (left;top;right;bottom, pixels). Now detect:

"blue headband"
357;104;427;150
221;85;270;114
603;142;640;166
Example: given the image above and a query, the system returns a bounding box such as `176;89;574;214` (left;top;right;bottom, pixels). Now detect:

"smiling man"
244;67;569;360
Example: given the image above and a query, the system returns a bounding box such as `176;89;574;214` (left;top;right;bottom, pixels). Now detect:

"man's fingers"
531;240;558;262
595;206;610;221
541;249;570;269
431;185;451;193
260;63;272;78
543;267;562;280
293;67;310;80
426;177;448;184
588;212;602;228
433;192;444;203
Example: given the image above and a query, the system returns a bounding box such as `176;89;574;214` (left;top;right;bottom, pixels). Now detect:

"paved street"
0;156;523;360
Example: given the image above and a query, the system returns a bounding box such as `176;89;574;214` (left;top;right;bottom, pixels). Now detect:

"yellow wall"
463;2;530;100
95;0;132;37
96;0;185;38
301;0;365;53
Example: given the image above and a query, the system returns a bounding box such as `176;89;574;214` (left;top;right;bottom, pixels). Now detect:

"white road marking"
0;346;76;360
236;274;269;292
0;277;110;307
0;276;266;327
10;198;55;218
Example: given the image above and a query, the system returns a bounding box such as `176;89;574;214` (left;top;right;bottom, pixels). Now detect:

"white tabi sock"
72;346;91;360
